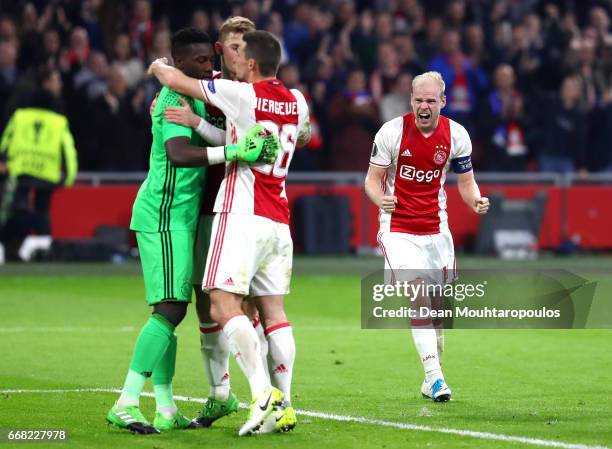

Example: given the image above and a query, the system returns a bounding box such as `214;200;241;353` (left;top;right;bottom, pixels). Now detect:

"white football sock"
200;322;230;401
252;317;270;382
433;321;444;365
411;320;442;382
223;315;269;397
266;323;295;406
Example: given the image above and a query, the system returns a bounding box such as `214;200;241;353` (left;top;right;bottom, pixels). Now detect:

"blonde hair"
412;71;446;98
218;16;255;43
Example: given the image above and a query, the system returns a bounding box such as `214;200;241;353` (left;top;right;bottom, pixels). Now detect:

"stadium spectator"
393;0;424;33
18;3;43;71
190;9;211;34
149;30;171;64
445;0;467;32
0;0;610;174
79;0;105;52
265;12;289;65
91;64;148;171
464;24;490;70
586;86;612;172
537;75;587;173
567;36;607;112
373;12;394;43
112;33;145;88
349;10;377;74
379;71;412;123
61;27;90;73
128;0;154;59
414;15;444;63
508;22;541;94
0;16;18;45
327;69;379;171
283;3;310;64
369;41;401;103
0;41;19;110
589;6;611;41
73;51;108;100
392;33;426;76
481;64;530;171
40;28;62;68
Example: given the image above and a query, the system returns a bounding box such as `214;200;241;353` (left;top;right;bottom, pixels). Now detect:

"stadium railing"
59;172;612;252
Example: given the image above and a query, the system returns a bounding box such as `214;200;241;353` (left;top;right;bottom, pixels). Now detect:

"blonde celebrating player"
365;71;489;402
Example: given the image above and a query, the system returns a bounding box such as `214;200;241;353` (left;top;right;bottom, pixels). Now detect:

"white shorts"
377;229;457;285
203;213;293;297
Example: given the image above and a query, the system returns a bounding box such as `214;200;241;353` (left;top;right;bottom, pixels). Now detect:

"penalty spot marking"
0;388;608;449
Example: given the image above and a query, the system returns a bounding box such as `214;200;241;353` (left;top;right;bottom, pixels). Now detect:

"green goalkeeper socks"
130;314;174;376
117;314;175;407
152;333;178;417
152;332;177;384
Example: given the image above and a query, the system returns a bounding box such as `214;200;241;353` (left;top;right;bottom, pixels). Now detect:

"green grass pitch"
0;256;611;449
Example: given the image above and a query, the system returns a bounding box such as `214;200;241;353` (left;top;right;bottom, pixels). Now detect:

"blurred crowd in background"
1;0;611;173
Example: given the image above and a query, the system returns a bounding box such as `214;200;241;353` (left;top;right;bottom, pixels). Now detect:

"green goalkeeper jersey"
130;87;208;232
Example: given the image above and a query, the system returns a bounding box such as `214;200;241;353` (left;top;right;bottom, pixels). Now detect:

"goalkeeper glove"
225;124;280;164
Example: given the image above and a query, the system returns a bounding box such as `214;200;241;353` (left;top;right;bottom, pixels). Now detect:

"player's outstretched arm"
148;58;203;101
164;124;279;167
457;171;489;214
365;165;397;213
165;137;226;167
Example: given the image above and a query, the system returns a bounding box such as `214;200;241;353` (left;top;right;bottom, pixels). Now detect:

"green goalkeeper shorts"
193;214;214;287
136;230;195;305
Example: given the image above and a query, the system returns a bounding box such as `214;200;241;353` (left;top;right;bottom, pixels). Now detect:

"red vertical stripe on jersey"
224;162;238;213
251;79;299;224
390;113;451;234
205;212;228;288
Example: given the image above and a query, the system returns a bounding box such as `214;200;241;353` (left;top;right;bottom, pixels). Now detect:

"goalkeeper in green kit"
105;28;279;434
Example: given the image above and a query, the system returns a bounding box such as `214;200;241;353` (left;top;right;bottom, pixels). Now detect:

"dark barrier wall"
50;184;612;250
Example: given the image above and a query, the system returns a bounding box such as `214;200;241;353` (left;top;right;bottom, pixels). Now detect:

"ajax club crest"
433;145;448;165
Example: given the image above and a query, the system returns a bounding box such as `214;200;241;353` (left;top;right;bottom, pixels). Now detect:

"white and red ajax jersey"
370;113;473;235
199;78;309;224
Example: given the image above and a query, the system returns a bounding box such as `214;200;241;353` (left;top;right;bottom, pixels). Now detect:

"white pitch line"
0;327;136;333
0;388;608;449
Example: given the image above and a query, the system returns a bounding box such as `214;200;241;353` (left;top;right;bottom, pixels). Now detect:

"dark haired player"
149;30;310;435
105;28;278;434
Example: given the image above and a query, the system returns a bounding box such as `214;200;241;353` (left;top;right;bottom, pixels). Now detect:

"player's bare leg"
193;287;238;426
255;295;297;433
210;289;282;435
409;279;451;402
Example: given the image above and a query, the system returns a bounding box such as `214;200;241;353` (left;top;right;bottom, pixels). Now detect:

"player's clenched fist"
380;195;398;213
225;124;280;163
473;197;489;214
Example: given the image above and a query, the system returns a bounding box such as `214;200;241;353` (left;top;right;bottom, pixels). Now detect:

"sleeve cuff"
369;161;391;168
